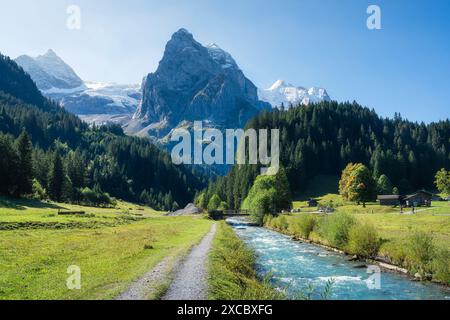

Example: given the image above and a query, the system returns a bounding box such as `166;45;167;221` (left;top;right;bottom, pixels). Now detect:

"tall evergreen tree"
48;153;65;202
0;134;19;195
377;174;393;195
16;130;33;195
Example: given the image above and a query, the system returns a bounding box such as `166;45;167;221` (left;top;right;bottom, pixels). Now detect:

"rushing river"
227;218;449;300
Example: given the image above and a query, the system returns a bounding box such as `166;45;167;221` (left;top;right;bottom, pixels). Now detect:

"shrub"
263;215;274;226
347;223;381;258
319;212;356;247
294;215;317;239
31;179;47;200
81;185;113;207
432;248;450;284
275;215;289;231
407;231;435;275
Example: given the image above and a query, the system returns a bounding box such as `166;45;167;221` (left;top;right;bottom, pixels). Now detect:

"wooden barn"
377;195;402;206
404;190;433;207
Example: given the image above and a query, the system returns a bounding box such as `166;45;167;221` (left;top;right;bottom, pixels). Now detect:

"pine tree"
207;194;222;211
48;153;65;201
274;166;292;211
377;174;393;195
0;134;20;195
16;130;34;195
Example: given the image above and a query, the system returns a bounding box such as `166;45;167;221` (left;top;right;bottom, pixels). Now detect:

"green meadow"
0;196;212;300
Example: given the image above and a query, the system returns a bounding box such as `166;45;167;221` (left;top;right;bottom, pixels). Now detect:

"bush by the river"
289;215;318;240
407;231;435;275
432;248;450;284
318;212;356;248
264;213;449;284
347;223;381;259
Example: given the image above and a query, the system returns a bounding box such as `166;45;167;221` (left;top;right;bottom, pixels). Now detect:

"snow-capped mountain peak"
43;49;58;57
269;80;295;90
206;43;238;69
259;80;331;109
15;49;85;92
15;50;141;117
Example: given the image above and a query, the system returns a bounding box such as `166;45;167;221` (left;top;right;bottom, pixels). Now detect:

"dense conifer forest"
202;101;450;209
0;54;205;210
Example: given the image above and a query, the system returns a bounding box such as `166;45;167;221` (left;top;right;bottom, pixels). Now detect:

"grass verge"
207;222;282;300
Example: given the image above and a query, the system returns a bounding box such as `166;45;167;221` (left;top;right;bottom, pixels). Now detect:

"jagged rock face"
134;29;270;131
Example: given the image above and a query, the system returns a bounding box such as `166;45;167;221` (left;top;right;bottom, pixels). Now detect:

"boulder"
166;203;201;216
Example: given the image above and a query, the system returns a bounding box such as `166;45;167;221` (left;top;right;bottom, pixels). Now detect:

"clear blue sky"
1;0;449;122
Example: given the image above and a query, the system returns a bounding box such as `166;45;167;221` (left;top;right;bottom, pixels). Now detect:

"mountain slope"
15;51;140;116
259;80;331;109
0;53;204;209
129;28;270;138
0;54;47;109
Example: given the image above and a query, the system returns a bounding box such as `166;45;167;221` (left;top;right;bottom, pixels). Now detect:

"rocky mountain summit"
127;28;270;138
15;49;85;93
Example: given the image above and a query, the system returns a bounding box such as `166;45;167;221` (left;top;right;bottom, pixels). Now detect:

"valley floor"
0;196;213;300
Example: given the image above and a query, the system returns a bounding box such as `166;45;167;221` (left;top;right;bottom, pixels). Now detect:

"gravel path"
116;255;183;300
163;223;217;300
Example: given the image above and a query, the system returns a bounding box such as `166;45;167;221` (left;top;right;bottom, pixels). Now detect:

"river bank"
228;220;450;300
263;213;449;286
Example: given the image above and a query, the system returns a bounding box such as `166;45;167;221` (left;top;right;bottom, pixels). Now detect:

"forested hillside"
203;101;450;209
0;54;205;210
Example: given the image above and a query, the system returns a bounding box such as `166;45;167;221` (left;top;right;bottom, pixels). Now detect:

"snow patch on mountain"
259;80;331;109
207;43;238;69
59;82;141;115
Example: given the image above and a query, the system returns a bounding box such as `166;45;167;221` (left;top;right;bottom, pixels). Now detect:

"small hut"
404;190;433;207
308;199;318;207
377;195;401;206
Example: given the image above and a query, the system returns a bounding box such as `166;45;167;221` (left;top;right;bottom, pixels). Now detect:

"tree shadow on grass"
294;175;339;201
0;196;67;211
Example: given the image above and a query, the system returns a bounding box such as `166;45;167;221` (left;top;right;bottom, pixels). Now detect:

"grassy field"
0;196;212;300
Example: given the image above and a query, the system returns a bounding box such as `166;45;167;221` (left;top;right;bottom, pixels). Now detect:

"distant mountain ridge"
127;28;271;139
259;80;331;109
13;31;331;138
15;49;85;92
15;50;140;116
